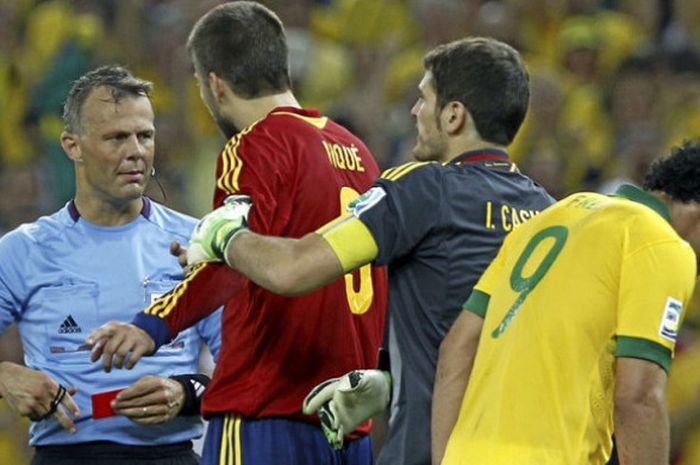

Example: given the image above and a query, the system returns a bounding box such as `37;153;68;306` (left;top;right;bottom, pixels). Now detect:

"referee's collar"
449;148;510;165
68;197;152;222
613;184;670;223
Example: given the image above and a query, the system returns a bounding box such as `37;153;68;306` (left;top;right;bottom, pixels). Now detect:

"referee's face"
411;71;448;162
70;86;155;207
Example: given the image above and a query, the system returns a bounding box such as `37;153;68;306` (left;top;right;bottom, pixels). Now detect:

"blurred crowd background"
2;0;700;463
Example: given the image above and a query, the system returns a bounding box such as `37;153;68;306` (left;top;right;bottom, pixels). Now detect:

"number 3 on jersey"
492;226;568;337
340;187;374;314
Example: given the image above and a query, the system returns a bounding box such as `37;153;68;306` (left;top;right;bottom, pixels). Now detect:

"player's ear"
208;72;229;104
443;101;467;135
61;131;83;163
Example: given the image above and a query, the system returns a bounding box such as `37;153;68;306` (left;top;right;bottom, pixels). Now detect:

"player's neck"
234;91;300;128
444;139;508;163
73;193;143;226
442;123;508;163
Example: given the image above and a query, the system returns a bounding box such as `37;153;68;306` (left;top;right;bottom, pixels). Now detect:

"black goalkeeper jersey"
350;148;554;465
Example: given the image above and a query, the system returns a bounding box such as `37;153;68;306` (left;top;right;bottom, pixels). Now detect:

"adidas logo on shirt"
58;315;82;334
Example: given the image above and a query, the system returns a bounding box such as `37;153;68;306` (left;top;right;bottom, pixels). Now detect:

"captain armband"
316;214;379;272
169;373;211;416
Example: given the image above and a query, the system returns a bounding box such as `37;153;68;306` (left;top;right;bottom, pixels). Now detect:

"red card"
91;389;124;419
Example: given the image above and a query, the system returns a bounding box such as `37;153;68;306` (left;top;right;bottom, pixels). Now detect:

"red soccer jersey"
144;107;387;428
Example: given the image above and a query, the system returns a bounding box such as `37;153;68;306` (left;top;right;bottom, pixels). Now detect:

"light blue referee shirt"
0;198;222;446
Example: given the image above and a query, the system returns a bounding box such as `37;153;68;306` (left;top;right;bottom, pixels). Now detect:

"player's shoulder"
267;108;329;128
577;191;682;245
379;160;441;183
604;192;667;224
558;190;643;219
248;108;330;139
224;111;311;159
622;200;680;242
258;108;365;147
145;199;197;241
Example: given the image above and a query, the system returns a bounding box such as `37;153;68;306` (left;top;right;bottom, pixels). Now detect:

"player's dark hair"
63;65;152;134
424;37;529;145
187;1;291;99
644;139;700;202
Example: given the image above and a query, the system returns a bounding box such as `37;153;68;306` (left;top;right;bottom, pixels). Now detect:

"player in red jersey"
86;2;387;464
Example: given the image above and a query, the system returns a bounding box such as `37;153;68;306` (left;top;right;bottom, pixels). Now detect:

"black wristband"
169;374;210;416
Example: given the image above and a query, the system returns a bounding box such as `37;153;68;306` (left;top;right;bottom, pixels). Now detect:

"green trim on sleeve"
615;336;673;374
463;289;490;318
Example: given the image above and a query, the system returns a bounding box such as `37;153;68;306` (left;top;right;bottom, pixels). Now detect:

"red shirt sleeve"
134;263;247;346
134;132;280;344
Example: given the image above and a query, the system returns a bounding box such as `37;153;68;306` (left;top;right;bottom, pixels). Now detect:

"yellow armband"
316;214;378;272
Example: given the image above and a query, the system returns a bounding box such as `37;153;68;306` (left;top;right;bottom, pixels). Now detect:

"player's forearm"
431;311;483;465
228;230;344;296
432;358;472;465
614;390;669;464
614;357;670;465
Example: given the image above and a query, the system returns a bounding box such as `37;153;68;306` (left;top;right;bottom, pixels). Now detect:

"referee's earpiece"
150;166;168;202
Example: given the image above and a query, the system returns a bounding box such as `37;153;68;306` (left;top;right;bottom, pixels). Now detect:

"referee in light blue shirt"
0;65;221;465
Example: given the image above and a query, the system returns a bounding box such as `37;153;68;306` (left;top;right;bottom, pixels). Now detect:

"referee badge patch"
659;297;683;342
348;187;386;217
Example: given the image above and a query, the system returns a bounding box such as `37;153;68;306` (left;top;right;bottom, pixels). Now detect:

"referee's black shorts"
32;441;199;465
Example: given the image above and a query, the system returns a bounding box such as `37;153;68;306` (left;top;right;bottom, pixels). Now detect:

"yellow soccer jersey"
442;185;697;465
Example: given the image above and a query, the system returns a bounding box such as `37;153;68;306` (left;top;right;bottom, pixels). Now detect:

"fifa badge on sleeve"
659;297;682;342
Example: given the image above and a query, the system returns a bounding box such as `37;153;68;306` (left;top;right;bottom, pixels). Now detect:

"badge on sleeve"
348;187;386;217
659;297;683;342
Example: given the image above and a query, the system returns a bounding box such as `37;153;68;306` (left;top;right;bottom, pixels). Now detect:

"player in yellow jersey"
432;139;700;465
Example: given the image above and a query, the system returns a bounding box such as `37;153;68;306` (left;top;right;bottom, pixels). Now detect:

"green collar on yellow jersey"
614;184;670;223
